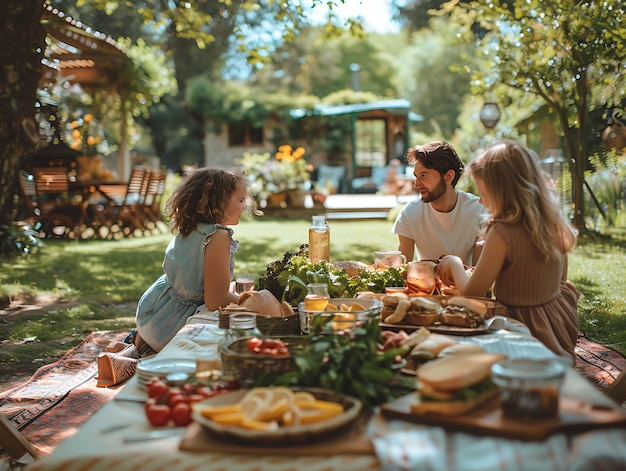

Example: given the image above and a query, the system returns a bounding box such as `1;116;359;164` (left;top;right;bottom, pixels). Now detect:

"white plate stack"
135;357;197;388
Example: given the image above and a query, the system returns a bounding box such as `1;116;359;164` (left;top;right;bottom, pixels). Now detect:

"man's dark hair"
405;141;464;187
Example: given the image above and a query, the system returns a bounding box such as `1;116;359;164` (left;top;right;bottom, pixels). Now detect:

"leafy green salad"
258;246;405;306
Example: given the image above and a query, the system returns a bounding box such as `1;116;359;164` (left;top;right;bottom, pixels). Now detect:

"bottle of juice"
308;215;330;263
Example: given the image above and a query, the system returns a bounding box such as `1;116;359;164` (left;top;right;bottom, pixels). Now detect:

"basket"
219;307;301;336
220;337;302;388
256;311;301;336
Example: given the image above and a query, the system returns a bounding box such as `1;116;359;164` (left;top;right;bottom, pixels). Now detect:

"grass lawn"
1;216;625;382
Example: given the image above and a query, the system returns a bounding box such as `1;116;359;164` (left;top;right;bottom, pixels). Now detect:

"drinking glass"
235;274;255;294
373;250;407;270
406;261;437;295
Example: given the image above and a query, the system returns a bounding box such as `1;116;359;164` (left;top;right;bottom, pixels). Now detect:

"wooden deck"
261;193;416;220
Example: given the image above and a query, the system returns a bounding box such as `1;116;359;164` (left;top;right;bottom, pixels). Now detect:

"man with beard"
392;141;485;266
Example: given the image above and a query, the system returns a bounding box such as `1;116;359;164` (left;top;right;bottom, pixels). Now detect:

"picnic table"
24;317;626;471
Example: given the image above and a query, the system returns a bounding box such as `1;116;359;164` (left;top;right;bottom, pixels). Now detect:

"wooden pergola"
39;4;133;180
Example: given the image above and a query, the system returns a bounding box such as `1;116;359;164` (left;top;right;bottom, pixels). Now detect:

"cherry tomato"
144;398;171;427
147;379;170;399
247;337;264;353
167;392;190;408
171;402;192;427
182;383;198;393
196;386;216;398
261;339;286;349
187;393;205;404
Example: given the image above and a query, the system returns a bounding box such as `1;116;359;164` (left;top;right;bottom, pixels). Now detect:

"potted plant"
237;145;311;208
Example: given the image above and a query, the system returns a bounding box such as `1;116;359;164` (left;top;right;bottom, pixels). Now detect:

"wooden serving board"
380;296;509;336
380;392;626;441
380;320;492;336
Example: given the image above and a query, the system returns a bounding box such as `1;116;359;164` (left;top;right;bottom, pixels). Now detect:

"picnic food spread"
127;246;626;455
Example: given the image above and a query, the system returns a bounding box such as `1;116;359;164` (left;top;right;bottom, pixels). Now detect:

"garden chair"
0;414;39;469
29;167;87;239
141;170;166;233
96;167;151;238
14;171;39;223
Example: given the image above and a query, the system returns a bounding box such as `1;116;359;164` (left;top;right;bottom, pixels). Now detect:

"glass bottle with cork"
308;215;330;263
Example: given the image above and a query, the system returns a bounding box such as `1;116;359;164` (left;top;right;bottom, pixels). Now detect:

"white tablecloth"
25;322;626;471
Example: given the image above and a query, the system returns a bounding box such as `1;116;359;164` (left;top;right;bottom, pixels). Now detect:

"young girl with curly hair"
134;168;259;355
438;140;580;364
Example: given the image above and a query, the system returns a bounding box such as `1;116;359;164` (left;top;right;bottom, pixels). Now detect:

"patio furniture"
96;167;152;238
28;167;89;239
141;170;167;233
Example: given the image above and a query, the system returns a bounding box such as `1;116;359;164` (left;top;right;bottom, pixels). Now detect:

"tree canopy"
435;0;626;231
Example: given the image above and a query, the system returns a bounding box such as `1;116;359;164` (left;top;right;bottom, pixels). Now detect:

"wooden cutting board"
380;296;510;335
380;392;626;441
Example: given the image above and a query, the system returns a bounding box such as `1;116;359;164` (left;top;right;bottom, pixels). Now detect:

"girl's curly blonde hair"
166;168;257;237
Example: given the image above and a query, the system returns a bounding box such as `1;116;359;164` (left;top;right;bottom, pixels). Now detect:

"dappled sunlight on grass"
1;219;625;364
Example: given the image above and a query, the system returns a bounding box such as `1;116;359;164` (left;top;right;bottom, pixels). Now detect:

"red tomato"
147;379;170;399
196;386;215;398
247;337;264;353
171;402;192;427
167;392;190;408
186;393;205;404
144;398;171;427
261;339;286;349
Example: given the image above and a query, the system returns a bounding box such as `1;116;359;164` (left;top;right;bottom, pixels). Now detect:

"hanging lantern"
479;102;501;129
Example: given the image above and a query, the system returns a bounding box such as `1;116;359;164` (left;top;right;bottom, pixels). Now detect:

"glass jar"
491;358;566;420
304;282;330;311
373;250;407;270
309;215;330;263
218;312;261;383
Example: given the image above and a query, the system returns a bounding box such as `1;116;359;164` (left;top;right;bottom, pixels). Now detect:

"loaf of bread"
332;260;369;277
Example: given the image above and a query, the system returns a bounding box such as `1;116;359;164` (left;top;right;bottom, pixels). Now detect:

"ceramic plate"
136;357;197;382
191;388;362;445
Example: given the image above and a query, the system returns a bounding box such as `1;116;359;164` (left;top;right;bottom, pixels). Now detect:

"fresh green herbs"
259;251;405;306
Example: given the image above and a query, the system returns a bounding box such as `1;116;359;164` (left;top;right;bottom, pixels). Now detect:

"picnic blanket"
0;330;129;458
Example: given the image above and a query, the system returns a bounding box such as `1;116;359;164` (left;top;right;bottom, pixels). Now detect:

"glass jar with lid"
218;312;261;383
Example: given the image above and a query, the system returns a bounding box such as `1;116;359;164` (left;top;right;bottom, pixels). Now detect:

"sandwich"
439;296;493;328
408;333;458;361
411;352;507;416
382;295;441;326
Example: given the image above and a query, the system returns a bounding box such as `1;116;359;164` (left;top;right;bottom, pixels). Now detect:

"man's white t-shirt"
391;190;485;265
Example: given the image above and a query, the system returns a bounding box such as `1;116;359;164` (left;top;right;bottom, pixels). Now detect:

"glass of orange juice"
304;283;330;311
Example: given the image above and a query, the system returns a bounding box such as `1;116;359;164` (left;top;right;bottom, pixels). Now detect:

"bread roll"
240;289;282;317
438;343;485;357
410;333;457;358
332;260;369;277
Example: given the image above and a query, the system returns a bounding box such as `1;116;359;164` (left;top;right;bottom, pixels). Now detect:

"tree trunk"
0;1;46;226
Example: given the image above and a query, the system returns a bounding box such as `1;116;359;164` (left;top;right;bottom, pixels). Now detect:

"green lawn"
1;216;625;371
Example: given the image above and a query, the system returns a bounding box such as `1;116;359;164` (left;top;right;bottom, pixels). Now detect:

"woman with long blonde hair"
438;140;580;364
